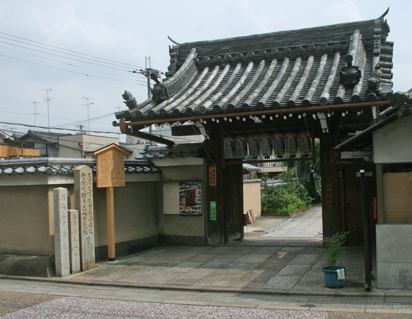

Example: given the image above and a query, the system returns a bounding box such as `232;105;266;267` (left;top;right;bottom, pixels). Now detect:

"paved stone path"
262;205;322;239
56;205;354;293
64;244;360;292
242;203;323;245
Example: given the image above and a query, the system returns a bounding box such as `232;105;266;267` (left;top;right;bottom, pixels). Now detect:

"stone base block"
0;254;55;277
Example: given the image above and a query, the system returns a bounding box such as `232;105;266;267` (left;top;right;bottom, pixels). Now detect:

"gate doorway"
240;158;323;246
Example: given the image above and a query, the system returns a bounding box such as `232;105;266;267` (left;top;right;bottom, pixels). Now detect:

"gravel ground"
0;292;59;317
329;313;412;319
2;296;329;319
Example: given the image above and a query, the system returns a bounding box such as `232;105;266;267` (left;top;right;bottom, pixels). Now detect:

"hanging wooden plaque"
209;166;217;187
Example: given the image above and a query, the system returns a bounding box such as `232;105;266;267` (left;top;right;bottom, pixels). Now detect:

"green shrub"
261;169;312;215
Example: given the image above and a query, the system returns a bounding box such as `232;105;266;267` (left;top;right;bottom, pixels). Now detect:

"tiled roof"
116;16;393;124
136;143;202;160
0;158;158;176
0;130;13;140
17;130;71;144
333;88;412;151
242;163;260;172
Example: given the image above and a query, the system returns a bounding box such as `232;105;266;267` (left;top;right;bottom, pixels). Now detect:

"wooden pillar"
320;130;341;238
204;125;225;245
106;187;115;261
224;163;244;242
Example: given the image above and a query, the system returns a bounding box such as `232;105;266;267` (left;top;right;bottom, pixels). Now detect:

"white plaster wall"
376;224;412;289
374;116;412;164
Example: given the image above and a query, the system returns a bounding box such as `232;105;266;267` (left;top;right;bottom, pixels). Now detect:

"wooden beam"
225;156;316;165
171;125;201;136
113;101;390;127
117;118;175;146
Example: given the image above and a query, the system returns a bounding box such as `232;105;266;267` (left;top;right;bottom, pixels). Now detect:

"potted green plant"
321;231;349;288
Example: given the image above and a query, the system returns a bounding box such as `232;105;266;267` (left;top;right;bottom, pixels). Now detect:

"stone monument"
53;187;70;277
69;209;81;274
74;165;95;271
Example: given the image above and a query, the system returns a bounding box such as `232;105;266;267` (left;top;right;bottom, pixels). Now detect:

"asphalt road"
1;279;412;318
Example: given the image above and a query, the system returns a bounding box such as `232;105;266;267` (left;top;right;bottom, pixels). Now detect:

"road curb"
2;274;411;300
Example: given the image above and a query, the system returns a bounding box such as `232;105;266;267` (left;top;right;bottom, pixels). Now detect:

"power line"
0;110;114;125
54;113;114;128
0;121;122;135
0;44;147;83
0;53;146;86
0;39;136;72
0;32;144;70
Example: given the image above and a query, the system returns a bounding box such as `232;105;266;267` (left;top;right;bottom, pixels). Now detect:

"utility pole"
133;57;160;99
43;88;53;133
145;57;151;98
132;57;162;144
82;96;94;134
31;101;40;126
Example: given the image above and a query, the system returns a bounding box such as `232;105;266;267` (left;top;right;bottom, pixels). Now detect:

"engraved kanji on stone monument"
69;209;81;274
74;165;95;271
54;187;70;277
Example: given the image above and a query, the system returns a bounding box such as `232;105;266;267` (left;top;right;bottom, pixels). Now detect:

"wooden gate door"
224;164;244;242
341;163;377;246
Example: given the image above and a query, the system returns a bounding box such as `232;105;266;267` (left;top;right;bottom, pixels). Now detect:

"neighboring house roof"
243;163;260;172
0;158;158;175
16;130;71;144
0;130;13;140
136;142;258;173
333;89;412;152
116;14;393;124
136;143;203;160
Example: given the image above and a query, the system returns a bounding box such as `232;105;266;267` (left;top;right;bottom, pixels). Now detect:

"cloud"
323;0;364;22
26;2;147;64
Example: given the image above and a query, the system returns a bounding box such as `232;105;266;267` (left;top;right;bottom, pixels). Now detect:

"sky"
1;1;411;143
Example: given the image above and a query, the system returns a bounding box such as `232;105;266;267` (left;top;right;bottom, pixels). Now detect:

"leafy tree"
261;169;312;215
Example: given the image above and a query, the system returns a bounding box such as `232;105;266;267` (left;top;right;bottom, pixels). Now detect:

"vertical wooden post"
106;186;115;261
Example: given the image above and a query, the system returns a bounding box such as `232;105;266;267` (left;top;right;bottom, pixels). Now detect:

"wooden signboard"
89;143;132;261
89;144;132;188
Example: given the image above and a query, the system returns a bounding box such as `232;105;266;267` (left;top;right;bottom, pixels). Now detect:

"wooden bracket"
117;118;175;146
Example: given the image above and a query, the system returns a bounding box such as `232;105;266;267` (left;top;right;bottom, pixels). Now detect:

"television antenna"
31;100;40;126
82;96;94;133
43;88;53;133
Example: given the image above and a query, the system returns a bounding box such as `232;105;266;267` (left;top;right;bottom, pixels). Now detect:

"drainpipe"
359;168;372;291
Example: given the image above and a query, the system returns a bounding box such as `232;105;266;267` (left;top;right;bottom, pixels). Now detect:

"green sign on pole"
210;201;217;221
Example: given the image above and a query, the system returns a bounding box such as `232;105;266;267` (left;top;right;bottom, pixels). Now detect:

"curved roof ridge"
176;18;379;48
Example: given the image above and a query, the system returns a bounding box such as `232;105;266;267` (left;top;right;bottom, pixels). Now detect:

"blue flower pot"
322;266;348;288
